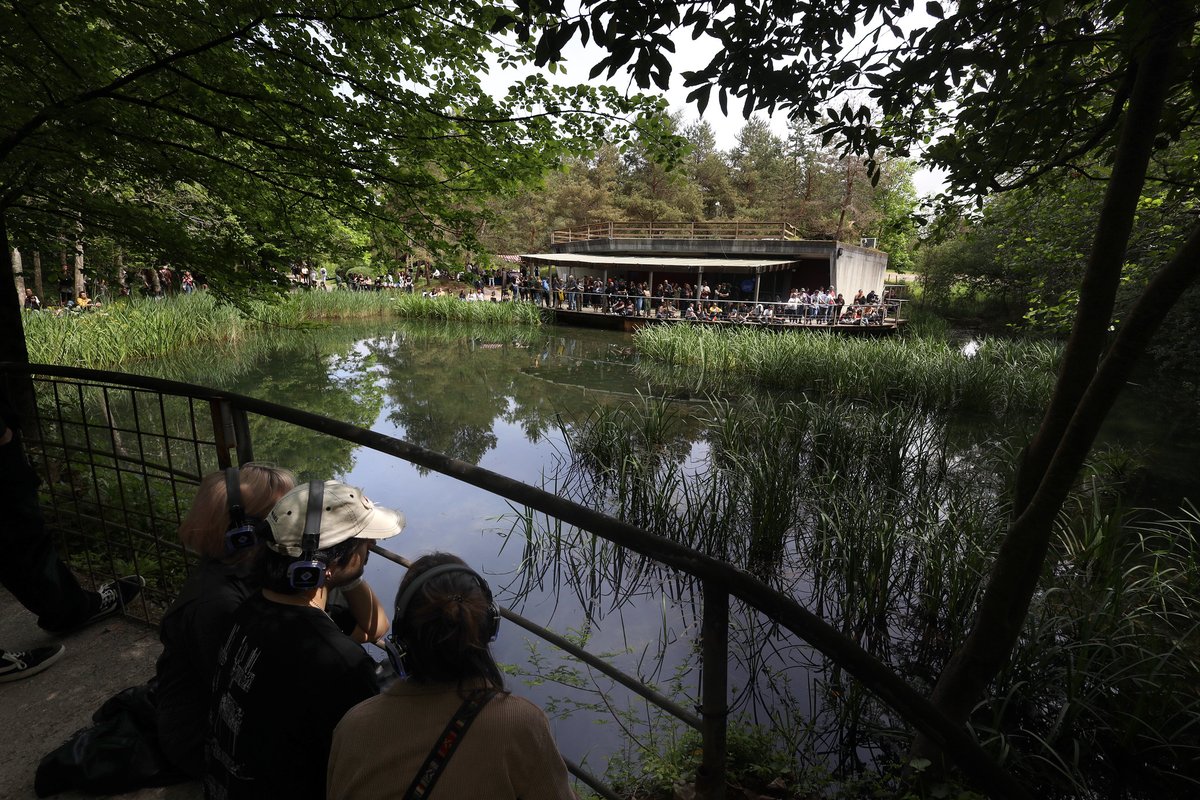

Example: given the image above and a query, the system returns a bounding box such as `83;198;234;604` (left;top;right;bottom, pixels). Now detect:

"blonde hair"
178;464;295;560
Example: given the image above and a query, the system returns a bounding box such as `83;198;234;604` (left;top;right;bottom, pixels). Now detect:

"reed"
631;324;1061;415
513;392;1196;797
22;290;540;368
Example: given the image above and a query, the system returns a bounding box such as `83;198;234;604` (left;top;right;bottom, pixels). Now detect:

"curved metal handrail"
1;362;1029;800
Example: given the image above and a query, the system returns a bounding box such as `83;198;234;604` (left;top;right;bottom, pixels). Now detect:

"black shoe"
80;575;146;628
0;644;66;682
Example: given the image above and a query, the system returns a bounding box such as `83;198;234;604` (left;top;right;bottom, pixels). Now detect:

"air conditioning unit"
860;237;878;249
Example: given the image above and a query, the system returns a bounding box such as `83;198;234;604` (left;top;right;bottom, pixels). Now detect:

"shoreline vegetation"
531;394;1200;798
21;290;542;368
632;322;1063;415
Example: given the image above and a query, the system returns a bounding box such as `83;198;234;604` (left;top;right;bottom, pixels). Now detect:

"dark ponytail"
394;553;505;695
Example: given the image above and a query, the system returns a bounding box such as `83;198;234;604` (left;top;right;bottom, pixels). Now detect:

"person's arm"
338;578;390;644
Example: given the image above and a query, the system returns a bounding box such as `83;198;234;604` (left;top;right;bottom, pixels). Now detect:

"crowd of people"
11;443;576;798
498;272;896;326
19;257;897;330
19;264;209;313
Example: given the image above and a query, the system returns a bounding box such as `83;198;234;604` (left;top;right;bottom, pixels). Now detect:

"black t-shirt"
156;560;254;778
204;593;378;800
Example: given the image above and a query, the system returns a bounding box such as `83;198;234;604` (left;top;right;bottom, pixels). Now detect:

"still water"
137;319;1198;778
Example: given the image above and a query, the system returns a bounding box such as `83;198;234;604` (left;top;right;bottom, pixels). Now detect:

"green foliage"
22;291;540;368
477;114;920;257
631;324;1060;415
918;169;1196;331
0;0;673;334
533;392;1200;797
608;722;805;798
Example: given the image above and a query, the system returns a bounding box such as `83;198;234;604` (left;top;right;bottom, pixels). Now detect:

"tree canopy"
0;0;671;362
526;0;1200;792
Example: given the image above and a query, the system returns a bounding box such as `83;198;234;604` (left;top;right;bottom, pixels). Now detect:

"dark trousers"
0;434;97;631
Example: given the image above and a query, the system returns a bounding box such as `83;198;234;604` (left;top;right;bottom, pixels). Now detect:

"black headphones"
223;467;259;554
285;480;327;590
385;564;500;678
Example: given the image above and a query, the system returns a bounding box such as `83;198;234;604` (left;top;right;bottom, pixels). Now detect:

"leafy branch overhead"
0;0;672;275
524;0;1200;195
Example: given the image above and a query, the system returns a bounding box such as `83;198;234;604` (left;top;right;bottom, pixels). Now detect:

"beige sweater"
328;679;577;800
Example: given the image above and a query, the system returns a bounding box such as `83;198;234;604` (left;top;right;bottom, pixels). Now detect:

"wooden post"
696;581;728;799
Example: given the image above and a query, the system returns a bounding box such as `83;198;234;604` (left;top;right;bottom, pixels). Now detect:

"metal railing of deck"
0;362;1028;800
551;222;805;244
508;288;907;325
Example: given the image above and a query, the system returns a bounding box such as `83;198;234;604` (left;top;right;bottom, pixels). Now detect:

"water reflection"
133;319;1199;783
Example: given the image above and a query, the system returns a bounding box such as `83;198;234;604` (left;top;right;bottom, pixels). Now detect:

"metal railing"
507;288;907;325
0;363;1028;800
551;222;804;244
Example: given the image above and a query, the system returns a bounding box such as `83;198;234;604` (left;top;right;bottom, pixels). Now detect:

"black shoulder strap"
402;690;497;800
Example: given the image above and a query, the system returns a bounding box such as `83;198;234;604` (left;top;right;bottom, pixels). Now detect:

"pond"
134;318;1199;787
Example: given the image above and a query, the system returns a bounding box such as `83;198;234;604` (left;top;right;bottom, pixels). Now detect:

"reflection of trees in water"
362;323;690;471
140;323;388;480
504;393;1015;774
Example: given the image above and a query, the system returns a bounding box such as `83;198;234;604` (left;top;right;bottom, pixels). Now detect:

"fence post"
231;405;254;465
211;400;254;467
696;581;728;799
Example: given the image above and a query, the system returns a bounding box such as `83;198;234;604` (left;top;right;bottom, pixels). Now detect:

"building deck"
550;307;903;336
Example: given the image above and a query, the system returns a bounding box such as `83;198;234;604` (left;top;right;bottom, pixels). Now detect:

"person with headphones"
154;464;296;779
205;480;404;800
327;552;576;800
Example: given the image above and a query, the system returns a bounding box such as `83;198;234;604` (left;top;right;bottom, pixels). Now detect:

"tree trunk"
11;246;23;297
0;210;35;419
73;218;84;296
914;0;1190;762
116;248;127;296
33;249;43;301
834;161;854;241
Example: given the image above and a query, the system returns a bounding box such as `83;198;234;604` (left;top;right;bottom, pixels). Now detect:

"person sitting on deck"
204;481;404;800
327;553;575;800
684;303;699;321
707;302;723;320
155;465;297;778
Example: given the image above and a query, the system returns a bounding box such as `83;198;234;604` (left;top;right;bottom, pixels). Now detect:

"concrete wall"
832;243;888;298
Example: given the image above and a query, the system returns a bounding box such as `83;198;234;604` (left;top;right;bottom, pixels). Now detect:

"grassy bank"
632;323;1062;414
23;290;541;368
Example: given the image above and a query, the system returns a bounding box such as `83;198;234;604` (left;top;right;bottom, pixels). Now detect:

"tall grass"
510;393;1196;796
22;291;541;368
632;324;1061;415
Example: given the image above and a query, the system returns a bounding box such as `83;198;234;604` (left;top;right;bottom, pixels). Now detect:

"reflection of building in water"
523;221;888;303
